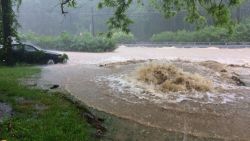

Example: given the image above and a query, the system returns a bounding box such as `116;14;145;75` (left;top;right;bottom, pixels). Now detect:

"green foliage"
111;31;135;44
194;27;230;42
0;0;22;44
99;0;133;35
62;0;242;34
151;20;250;42
232;19;250;42
151;0;241;31
0;67;95;141
20;32;117;52
152;30;197;42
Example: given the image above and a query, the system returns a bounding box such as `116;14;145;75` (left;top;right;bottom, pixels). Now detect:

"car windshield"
31;45;42;51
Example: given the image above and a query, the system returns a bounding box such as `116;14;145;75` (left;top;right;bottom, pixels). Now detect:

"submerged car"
0;43;68;64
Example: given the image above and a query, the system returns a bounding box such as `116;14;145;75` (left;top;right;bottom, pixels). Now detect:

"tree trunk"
1;0;14;66
236;6;241;23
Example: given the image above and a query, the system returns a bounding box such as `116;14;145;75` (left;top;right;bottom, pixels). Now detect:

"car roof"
12;41;30;46
12;43;42;50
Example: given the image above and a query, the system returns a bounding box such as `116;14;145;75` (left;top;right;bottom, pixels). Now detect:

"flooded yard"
38;46;250;141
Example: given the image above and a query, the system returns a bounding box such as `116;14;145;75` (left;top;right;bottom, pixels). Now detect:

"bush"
232;19;250;42
111;31;135;44
151;26;232;42
151;30;199;42
20;32;117;52
150;19;250;42
194;27;230;42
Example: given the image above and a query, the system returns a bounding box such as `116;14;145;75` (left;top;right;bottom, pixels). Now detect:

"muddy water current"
38;46;250;141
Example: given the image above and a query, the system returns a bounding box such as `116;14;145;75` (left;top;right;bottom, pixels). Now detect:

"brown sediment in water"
199;61;227;72
228;63;250;68
99;59;148;68
198;60;246;86
101;59;247;89
135;62;213;93
37;58;250;141
36;47;250;140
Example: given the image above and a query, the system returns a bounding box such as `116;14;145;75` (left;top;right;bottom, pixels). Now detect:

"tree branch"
61;0;71;14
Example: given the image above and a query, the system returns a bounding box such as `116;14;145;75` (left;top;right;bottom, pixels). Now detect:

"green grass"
0;67;96;141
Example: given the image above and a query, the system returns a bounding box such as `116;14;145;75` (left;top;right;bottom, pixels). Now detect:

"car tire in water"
62;59;67;64
47;59;55;65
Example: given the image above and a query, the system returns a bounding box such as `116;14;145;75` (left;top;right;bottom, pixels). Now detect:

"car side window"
12;45;23;51
24;45;37;52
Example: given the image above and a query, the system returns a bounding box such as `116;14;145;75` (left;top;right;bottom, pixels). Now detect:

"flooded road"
66;46;250;65
38;46;250;141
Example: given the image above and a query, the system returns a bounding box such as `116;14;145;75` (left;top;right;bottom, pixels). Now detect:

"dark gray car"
0;43;68;64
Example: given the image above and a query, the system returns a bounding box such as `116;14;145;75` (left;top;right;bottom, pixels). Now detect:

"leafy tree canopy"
0;0;244;41
61;0;243;35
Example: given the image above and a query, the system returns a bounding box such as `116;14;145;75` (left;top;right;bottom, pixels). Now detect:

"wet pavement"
38;46;250;141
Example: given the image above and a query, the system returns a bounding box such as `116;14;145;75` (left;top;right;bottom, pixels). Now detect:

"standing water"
38;46;250;141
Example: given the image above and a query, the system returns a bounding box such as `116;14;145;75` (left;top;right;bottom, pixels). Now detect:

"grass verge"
0;67;96;141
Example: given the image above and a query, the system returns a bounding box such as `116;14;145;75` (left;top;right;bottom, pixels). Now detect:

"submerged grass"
0;67;95;141
136;63;212;92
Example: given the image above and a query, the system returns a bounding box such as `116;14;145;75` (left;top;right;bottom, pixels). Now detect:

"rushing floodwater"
38;46;250;141
66;46;250;65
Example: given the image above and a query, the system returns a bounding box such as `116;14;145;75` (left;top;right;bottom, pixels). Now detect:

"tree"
0;0;20;65
61;0;242;35
1;0;14;65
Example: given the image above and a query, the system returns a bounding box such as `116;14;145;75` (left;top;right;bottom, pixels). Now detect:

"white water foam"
96;74;245;104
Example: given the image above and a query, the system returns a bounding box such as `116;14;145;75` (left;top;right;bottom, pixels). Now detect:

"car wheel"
62;58;67;64
47;59;55;65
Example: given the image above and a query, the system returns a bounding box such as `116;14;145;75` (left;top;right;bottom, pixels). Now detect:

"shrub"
151;30;196;42
111;31;135;44
20;32;117;52
194;27;230;42
232;19;250;42
151;31;175;42
151;26;233;42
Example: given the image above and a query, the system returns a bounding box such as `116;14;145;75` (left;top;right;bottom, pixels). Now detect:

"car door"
12;44;25;62
23;44;40;63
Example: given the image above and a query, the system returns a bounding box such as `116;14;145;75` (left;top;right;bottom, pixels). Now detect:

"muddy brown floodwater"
38;46;250;141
